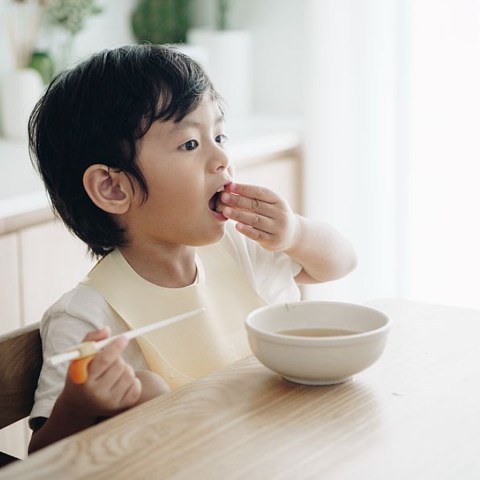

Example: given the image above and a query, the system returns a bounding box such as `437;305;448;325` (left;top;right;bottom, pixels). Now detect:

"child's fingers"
220;192;276;218
113;367;142;406
67;327;112;384
223;207;275;234
234;222;271;242
226;182;278;203
88;335;129;381
94;361;141;410
99;359;135;391
120;377;142;407
82;326;111;343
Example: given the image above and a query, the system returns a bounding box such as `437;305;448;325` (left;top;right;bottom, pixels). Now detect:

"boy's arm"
28;393;100;454
282;215;357;284
220;182;356;284
29;329;169;454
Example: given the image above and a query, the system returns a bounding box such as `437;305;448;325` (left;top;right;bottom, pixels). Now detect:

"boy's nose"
211;145;230;171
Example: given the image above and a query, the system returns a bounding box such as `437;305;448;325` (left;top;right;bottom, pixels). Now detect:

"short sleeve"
29;285;149;425
222;222;302;304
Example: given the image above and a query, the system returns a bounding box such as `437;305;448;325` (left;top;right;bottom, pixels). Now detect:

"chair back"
0;323;42;430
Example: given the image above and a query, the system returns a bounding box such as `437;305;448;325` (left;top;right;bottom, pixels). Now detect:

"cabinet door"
235;154;302;214
0;234;27;459
0;233;20;335
19;220;95;326
0;222;94;459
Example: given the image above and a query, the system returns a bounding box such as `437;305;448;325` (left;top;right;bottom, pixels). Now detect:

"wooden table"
1;299;480;479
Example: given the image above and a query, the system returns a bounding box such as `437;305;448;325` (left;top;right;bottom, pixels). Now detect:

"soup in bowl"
245;301;390;385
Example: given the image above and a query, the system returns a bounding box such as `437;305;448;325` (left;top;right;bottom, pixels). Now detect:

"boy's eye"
181;139;199;151
216;134;228;144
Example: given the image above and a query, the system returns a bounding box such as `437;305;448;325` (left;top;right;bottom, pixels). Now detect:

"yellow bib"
81;240;266;389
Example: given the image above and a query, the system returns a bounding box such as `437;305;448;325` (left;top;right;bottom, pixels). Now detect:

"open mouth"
209;191;222;212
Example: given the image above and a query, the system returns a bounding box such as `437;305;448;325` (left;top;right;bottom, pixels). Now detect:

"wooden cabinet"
0;220;95;329
235;152;302;214
19;220;95;327
0;235;26;462
0;222;94;460
0;234;20;336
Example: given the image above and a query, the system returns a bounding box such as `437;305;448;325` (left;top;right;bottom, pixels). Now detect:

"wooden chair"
0;323;42;468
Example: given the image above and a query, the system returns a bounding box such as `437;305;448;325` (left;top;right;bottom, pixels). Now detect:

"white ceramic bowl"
245;301;390;385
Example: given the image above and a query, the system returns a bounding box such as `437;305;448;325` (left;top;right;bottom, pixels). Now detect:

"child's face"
126;96;232;247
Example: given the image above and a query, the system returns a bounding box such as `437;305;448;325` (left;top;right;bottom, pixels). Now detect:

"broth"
277;328;357;337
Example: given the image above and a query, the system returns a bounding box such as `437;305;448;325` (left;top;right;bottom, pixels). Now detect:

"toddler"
27;44;356;452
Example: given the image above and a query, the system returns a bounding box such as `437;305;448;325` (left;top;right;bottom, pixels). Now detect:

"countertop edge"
0;191;53;236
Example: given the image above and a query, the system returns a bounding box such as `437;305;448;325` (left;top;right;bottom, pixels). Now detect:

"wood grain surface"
1;299;480;479
0;323;41;429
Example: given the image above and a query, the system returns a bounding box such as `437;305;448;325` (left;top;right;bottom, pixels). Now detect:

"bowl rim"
245;300;391;346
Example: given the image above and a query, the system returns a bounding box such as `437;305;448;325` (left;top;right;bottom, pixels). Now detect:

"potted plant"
0;0;45;139
131;0;192;45
0;0;102;139
45;0;103;71
130;0;211;71
187;0;252;118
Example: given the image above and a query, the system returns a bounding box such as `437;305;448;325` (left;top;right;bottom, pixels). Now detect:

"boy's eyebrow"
173;114;225;131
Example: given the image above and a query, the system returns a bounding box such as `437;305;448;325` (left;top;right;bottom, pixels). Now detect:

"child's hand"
29;329;167;454
62;327;142;419
219;182;300;252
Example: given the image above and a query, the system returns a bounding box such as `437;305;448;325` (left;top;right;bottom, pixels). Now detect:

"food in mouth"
209;191;222;212
209;181;232;218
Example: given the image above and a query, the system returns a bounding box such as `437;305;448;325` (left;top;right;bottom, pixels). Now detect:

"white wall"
302;0;480;310
302;0;401;303
191;0;307;117
405;0;480;309
0;0;15;72
229;0;308;117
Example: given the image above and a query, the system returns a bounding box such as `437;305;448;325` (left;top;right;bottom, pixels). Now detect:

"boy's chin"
194;226;227;247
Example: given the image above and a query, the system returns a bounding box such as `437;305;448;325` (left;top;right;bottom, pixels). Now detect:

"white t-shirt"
30;223;301;423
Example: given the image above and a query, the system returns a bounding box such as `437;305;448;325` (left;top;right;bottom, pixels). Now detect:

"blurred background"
1;0;480;310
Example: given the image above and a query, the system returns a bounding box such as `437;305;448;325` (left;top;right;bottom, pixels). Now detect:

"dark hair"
29;44;221;257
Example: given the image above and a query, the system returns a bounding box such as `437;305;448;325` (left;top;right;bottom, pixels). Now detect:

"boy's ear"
83;164;132;214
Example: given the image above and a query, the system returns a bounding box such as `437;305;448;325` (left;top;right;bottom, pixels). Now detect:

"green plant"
131;0;192;45
217;0;229;31
46;0;102;36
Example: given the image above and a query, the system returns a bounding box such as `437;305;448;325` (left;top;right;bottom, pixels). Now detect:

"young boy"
27;44;356;452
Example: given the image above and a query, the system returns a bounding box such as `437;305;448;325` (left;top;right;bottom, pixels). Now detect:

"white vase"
0;69;44;139
187;29;252;118
174;44;209;69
